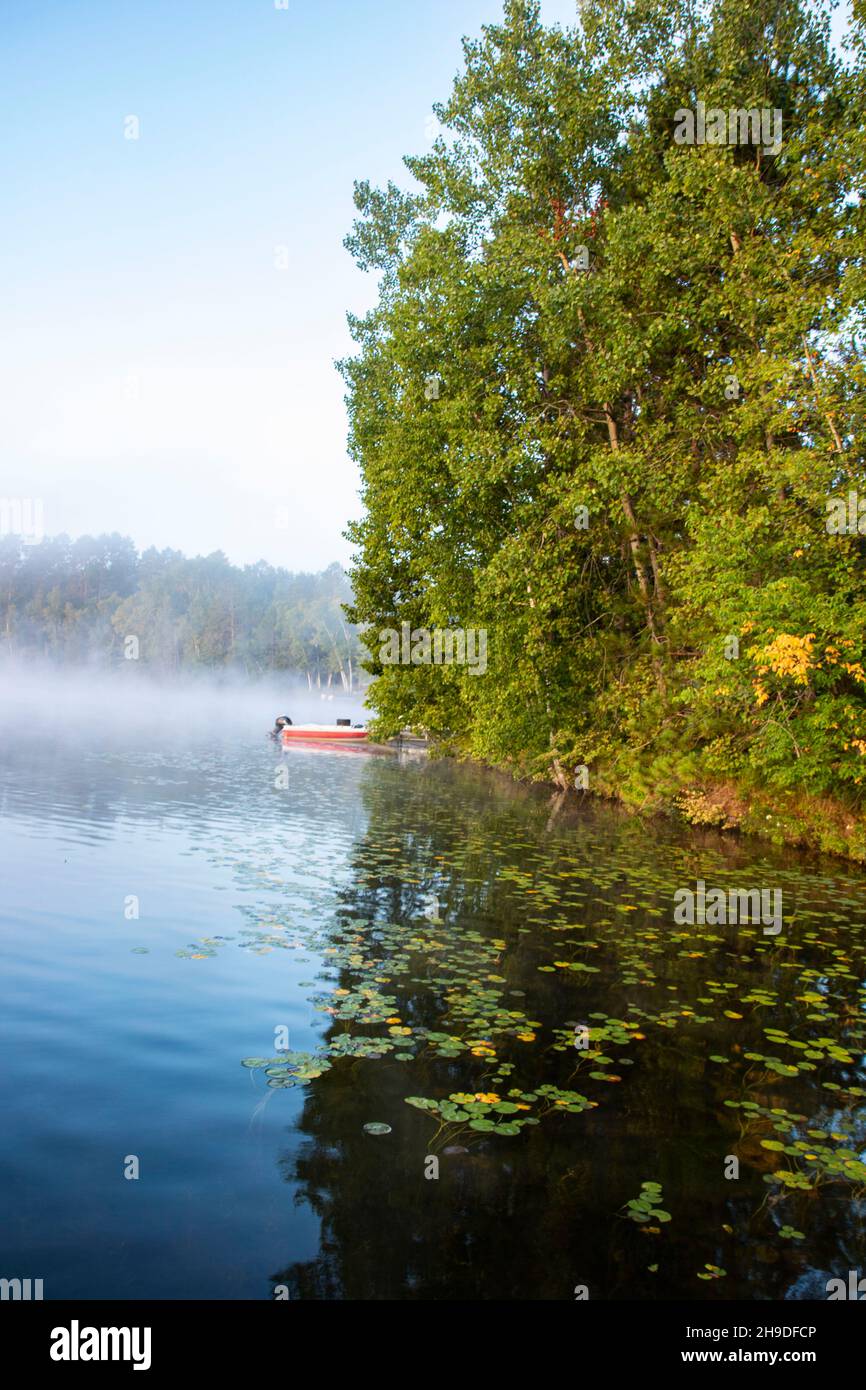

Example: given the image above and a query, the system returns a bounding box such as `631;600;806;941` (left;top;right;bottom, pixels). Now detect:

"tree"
340;0;866;830
0;533;365;683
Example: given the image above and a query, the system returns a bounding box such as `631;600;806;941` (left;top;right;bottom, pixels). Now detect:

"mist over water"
0;676;377;1298
0;659;368;743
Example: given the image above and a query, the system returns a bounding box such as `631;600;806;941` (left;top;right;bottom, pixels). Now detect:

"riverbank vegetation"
340;0;866;859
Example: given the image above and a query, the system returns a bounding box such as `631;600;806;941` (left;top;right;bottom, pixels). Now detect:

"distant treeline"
0;533;365;688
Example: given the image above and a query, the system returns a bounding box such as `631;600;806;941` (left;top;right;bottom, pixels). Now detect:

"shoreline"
404;738;866;864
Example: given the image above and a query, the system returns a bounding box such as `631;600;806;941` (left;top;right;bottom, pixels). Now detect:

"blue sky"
0;0;579;571
0;0;851;571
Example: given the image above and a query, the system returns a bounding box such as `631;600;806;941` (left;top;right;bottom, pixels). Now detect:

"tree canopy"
341;0;866;849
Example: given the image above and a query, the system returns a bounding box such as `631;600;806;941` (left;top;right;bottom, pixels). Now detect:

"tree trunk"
605;402;666;694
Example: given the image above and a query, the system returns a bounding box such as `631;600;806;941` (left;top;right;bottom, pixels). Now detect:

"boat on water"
280;721;368;744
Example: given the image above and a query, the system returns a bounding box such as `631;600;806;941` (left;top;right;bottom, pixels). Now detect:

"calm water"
1;725;865;1300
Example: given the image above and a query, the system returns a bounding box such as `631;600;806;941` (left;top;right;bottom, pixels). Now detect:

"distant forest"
0;533;365;689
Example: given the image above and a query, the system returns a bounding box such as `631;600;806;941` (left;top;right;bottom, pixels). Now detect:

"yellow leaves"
850;739;866;756
759;631;815;685
333;988;350;996
517;1032;536;1041
388;1025;412;1036
751;628;836;704
474;1092;500;1103
385;1016;402;1024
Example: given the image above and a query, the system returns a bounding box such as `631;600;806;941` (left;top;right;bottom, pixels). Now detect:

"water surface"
1;727;865;1299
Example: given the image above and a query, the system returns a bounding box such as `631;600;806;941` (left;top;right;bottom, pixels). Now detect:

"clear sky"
0;0;582;571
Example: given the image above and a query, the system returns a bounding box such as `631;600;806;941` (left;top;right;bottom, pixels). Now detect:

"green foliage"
341;0;866;814
0;535;363;685
625;1180;672;1224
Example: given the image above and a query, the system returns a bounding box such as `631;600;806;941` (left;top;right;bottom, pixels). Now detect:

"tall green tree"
341;0;866;834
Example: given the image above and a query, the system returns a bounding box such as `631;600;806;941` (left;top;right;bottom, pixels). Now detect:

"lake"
1;720;865;1300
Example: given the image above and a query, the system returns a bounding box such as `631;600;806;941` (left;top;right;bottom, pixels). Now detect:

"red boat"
281;722;368;744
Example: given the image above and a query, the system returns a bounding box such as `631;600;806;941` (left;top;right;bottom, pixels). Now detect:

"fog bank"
0;659;368;740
